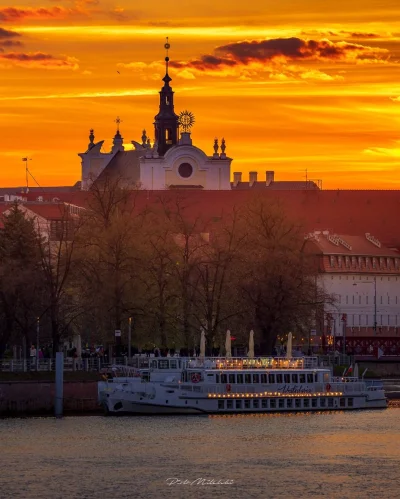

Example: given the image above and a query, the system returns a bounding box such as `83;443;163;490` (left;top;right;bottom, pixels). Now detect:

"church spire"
154;37;179;156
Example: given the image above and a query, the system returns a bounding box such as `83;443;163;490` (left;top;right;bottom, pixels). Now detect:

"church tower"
154;38;179;156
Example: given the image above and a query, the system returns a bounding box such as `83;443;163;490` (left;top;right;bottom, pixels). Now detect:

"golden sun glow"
1;0;400;188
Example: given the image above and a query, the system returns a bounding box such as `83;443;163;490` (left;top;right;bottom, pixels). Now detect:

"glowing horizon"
1;0;400;189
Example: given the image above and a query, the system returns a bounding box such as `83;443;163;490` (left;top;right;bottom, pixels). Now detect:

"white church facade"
79;44;232;192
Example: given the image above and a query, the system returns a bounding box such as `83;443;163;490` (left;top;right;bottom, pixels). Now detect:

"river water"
1;409;400;499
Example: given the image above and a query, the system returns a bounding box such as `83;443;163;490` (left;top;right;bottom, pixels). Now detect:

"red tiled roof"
306;233;399;256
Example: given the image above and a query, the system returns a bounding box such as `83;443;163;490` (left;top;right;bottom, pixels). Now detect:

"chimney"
249;171;258;187
233;172;242;186
266;170;274;186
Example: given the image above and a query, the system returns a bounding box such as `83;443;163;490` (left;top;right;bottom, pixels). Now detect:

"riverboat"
98;356;387;415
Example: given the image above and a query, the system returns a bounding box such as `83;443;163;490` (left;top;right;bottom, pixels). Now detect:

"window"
373;258;377;269
292;374;298;384
158;360;169;369
270;399;276;409
245;374;252;384
178;162;193;178
307;374;313;384
340;398;346;407
253;399;259;409
328;398;334;407
286;399;293;408
170;360;177;369
295;399;301;408
227;400;233;409
299;374;306;384
304;399;310;408
278;399;284;408
269;374;275;384
260;374;267;383
345;256;350;268
261;399;268;408
348;398;354;407
284;374;290;383
216;374;220;384
244;400;251;409
218;400;224;409
237;374;243;384
221;374;227;384
312;399;318;408
229;374;235;384
330;256;335;267
276;374;283;384
252;374;259;384
320;398;326;407
236;400;242;409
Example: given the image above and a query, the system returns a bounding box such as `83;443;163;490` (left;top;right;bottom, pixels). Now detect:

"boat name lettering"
278;385;312;394
166;478;234;486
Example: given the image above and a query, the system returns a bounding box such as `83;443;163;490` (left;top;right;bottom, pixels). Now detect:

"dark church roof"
94;150;142;188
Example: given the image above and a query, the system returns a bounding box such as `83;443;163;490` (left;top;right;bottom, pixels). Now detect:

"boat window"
270;399;276;409
312;399;318;408
278;399;284;408
340;398;346;407
276;374;283;384
292;374;299;384
221;374;227;383
236;400;242;409
323;373;330;383
295;399;301;408
237;374;243;384
307;374;313;384
253;374;259;384
216;374;220;383
269;374;275;384
227;400;233;409
284;374;290;383
218;400;224;409
260;374;267;383
253;399;259;408
178;361;181;368
244;400;251;409
328;398;334;407
286;399;292;408
348;398;353;407
299;374;306;384
158;360;169;369
245;374;252;384
320;398;326;408
303;399;310;408
151;360;157;368
229;374;235;384
261;399;268;408
170;360;177;369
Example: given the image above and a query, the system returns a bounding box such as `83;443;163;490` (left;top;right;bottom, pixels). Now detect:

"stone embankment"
0;380;100;416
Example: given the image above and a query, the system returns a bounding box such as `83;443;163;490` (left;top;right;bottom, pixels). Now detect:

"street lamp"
353;276;377;335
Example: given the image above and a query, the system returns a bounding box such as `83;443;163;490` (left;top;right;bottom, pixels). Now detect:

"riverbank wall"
0;381;100;416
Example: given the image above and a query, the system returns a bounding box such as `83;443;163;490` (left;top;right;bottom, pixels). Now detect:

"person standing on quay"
30;344;37;370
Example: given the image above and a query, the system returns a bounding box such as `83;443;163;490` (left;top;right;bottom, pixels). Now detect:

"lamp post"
353;276;377;335
36;317;40;370
128;317;132;362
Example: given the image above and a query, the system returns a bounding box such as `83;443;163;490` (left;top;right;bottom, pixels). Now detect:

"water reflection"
0;410;399;499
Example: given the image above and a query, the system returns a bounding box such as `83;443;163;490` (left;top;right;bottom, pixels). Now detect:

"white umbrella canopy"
225;330;232;358
248;330;255;358
200;328;206;358
286;332;293;359
354;363;359;379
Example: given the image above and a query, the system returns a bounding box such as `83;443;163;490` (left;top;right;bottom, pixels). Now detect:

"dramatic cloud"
168;37;389;75
0;6;88;21
0;27;21;39
0;52;79;69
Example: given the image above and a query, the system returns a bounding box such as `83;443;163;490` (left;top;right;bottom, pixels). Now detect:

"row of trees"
0;178;332;356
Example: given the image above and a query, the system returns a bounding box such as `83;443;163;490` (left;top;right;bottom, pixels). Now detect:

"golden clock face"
178;110;195;132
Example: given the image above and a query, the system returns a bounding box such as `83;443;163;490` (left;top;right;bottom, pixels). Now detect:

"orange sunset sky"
1;0;400;188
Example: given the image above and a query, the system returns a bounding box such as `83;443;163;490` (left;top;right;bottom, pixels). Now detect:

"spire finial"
164;37;170;74
114;116;122;132
213;137;219;158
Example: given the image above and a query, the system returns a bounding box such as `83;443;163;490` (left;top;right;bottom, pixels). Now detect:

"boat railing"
184;356;319;370
109;365;142;378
